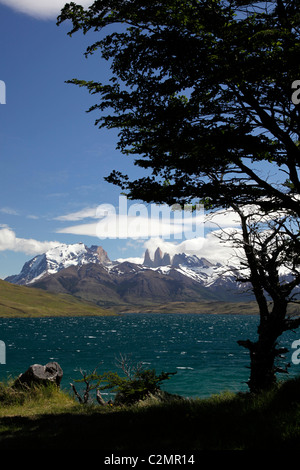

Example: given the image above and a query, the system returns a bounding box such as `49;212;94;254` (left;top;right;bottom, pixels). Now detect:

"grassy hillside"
0;280;115;317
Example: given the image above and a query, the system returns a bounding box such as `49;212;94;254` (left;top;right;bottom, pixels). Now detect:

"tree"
58;1;300;392
70;365;106;404
216;206;300;392
70;355;176;405
58;0;300;212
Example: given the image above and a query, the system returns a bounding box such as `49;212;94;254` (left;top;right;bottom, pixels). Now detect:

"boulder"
15;361;63;388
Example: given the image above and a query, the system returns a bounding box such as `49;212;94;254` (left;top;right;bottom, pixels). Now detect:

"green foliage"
100;368;176;405
71;366;104;404
71;358;176;405
58;0;300;215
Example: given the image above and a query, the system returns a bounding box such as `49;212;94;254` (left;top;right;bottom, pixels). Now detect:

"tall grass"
0;379;79;417
0;376;300;449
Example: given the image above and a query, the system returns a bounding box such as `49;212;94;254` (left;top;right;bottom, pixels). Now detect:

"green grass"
1;377;300;450
0;280;115;317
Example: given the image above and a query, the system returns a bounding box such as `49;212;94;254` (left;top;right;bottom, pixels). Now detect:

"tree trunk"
239;301;288;393
234;209;292;393
247;337;277;393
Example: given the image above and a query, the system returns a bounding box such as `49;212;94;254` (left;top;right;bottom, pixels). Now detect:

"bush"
71;356;177;406
101;368;176;406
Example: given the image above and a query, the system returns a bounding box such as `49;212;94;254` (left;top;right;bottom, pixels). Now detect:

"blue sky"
0;0;243;279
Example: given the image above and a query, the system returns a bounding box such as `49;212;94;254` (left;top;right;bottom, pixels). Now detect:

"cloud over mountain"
0;227;60;255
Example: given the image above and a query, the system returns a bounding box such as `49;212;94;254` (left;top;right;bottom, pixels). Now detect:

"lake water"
0;313;299;399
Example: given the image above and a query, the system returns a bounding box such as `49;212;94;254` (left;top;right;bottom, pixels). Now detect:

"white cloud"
55;203;245;264
55;206;100;222
140;204;292;267
0;227;60;255
143;229;243;267
55;202;244;245
0;207;19;216
204;208;241;228
56;211;206;240
56;198;207;238
56;216;243;267
0;0;92;19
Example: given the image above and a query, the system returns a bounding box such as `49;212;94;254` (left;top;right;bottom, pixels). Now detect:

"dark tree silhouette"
58;0;300;391
216;206;300;391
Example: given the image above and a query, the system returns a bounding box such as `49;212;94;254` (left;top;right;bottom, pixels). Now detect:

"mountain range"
5;243;249;310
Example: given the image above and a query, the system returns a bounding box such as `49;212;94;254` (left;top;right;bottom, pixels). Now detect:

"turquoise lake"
0;313;299;399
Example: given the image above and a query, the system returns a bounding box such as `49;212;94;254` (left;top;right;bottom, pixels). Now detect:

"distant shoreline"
1;276;299;317
116;301;260;315
115;300;300;316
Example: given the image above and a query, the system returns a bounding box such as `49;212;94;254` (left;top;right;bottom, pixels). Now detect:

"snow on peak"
5;243;111;285
45;243;87;274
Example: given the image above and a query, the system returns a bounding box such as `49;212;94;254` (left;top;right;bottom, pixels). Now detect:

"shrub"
71;355;176;406
101;368;176;406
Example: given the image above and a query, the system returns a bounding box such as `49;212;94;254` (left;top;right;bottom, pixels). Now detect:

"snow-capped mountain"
5;243;242;303
5;243;111;285
142;247;239;291
5;243;299;310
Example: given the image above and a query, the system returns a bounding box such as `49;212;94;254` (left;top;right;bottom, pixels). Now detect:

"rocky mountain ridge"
143;247;217;270
5;243;111;285
5;243;245;306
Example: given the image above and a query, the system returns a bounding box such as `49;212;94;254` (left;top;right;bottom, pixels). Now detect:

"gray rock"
15;361;63;388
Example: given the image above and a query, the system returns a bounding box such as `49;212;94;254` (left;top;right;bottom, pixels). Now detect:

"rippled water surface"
0;313;299;398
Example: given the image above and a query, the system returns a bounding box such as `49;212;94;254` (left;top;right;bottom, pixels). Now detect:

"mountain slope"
0;279;114;317
30;260;241;308
5;243;111;285
5;243;248;308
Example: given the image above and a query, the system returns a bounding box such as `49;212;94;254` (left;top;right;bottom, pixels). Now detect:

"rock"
15;361;63;388
143;248;154;267
143;247;171;268
154;247;164;267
